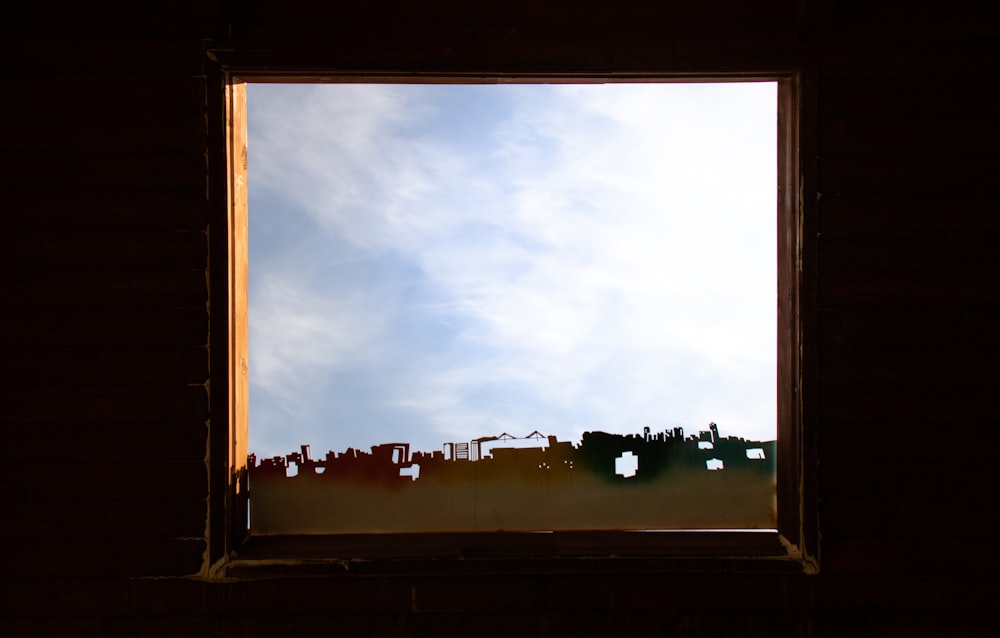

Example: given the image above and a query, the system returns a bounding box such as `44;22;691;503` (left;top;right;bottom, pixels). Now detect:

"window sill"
224;530;812;578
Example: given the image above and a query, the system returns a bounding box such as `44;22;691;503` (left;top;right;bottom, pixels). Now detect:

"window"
211;73;814;573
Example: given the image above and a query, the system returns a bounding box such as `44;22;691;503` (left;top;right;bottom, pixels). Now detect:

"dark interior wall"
1;1;996;636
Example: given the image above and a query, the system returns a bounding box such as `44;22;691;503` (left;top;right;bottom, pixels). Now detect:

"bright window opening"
243;82;779;534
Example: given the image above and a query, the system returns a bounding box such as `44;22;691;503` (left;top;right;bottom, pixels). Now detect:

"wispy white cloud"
250;272;389;394
247;82;777;458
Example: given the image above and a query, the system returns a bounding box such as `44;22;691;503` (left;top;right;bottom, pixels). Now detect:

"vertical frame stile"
775;71;818;569
776;75;801;550
797;67;820;570
227;78;250;554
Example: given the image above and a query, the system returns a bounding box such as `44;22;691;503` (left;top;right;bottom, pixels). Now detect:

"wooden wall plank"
819;235;996;273
0;231;207;269
3;499;207;539
0;308;207;347
821;76;1000;118
819;271;999;307
0;346;208;386
4;113;208;154
821;537;994;575
819;306;998;348
0;190;210;231
231;0;796;27
0;152;207;192
1;76;207;116
819;461;991;501
7;421;208;462
5;538;205;579
0;269;208;308
820;499;996;538
819;116;999;157
817;194;997;235
817;156;997;196
820;346;995;384
0;38;208;74
1;1;220;38
818;420;985;462
0;385;208;423
1;579;129;618
1;461;207;501
818;383;993;422
817;37;998;78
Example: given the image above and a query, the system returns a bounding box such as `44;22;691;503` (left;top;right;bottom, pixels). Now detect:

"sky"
247;81;777;459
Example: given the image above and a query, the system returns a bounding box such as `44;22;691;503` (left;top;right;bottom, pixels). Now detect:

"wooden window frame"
206;68;818;577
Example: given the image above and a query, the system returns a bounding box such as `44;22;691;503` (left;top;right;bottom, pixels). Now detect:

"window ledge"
223;530;813;578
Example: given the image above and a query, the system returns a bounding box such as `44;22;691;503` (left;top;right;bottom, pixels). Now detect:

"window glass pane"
246;82;777;533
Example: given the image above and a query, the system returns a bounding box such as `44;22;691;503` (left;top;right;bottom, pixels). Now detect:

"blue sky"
247;82;777;459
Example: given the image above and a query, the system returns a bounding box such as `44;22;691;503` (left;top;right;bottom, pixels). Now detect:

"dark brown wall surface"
1;1;997;636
